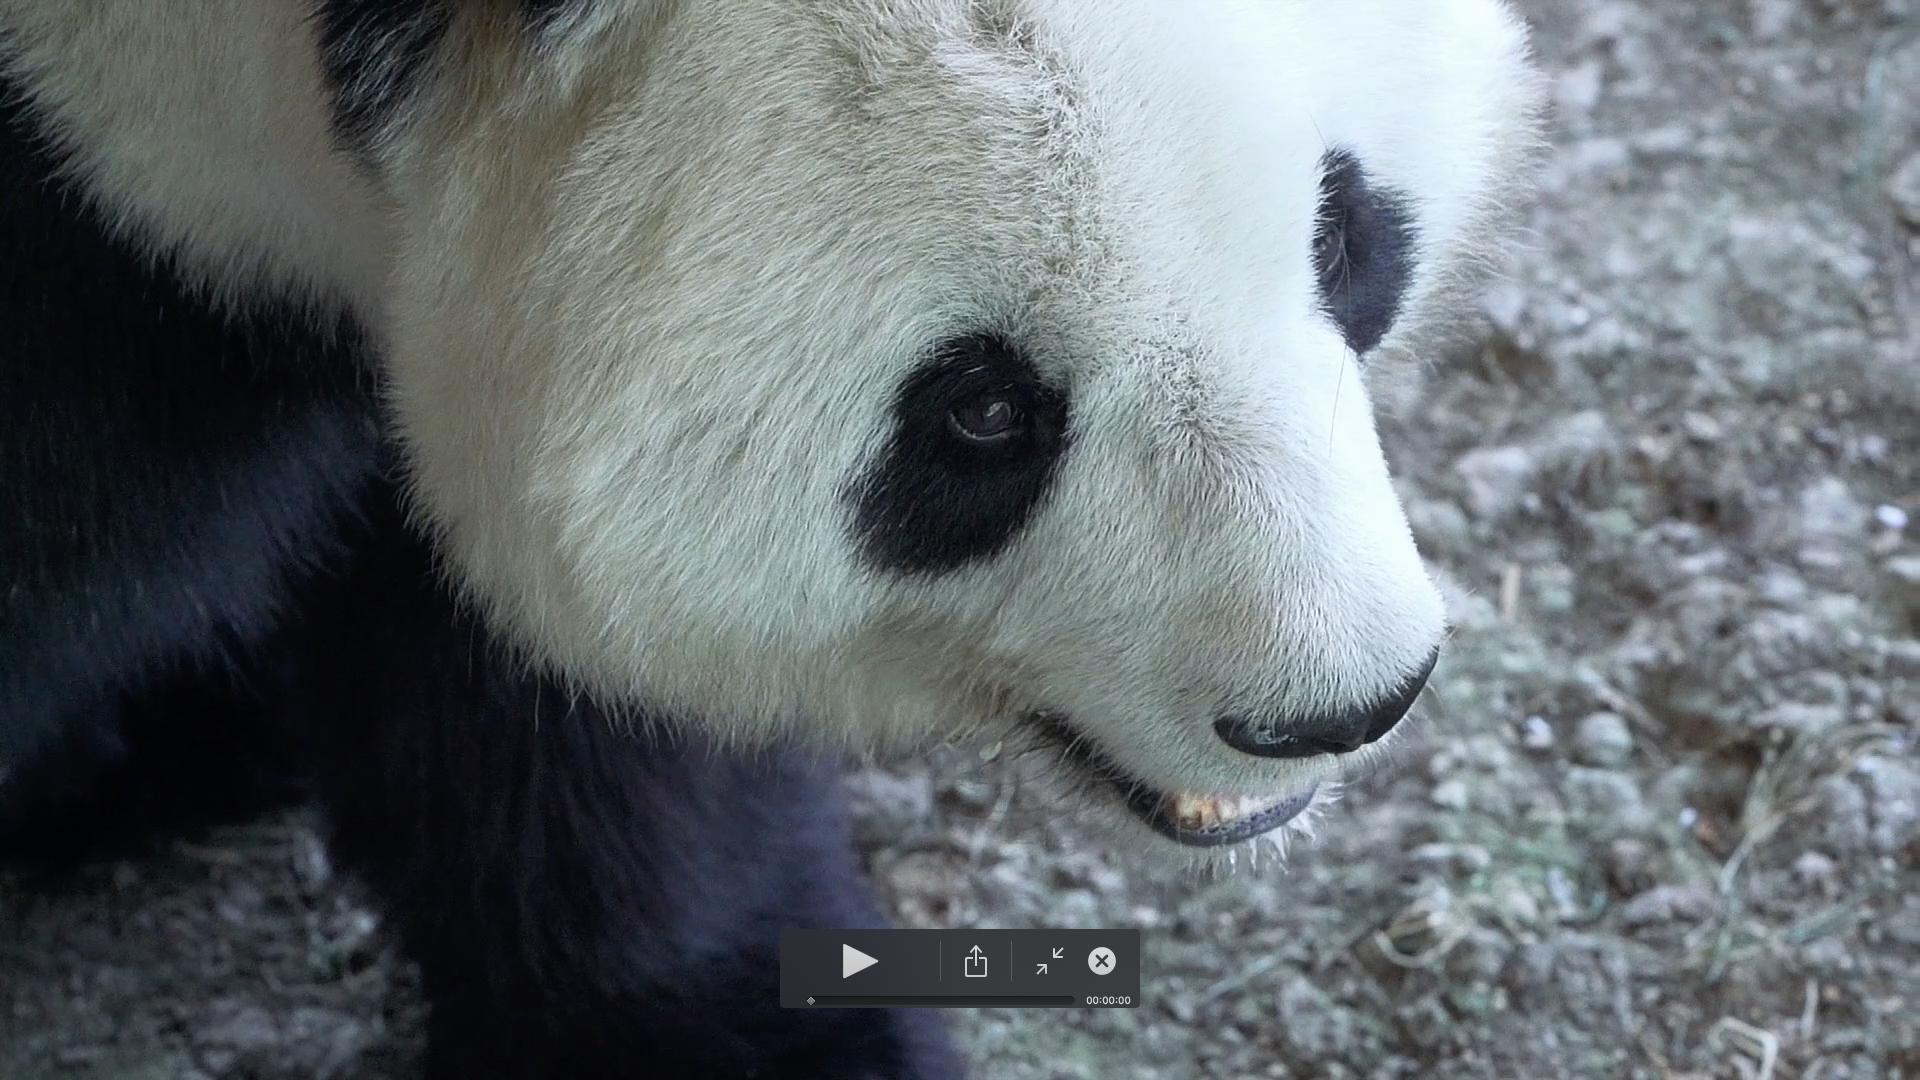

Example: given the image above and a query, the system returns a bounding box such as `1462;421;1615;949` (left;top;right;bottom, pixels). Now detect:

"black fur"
305;506;964;1080
0;89;380;847
1312;149;1418;356
316;1;606;150
316;0;453;151
0;78;961;1080
851;333;1070;576
520;0;590;34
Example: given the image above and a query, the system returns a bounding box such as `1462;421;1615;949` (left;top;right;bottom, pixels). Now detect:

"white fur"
0;0;391;314
2;1;1544;825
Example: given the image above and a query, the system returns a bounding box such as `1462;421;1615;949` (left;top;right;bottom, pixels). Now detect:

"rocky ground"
3;0;1916;1077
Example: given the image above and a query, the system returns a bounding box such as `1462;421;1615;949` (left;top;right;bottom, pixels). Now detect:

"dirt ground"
3;0;1916;1077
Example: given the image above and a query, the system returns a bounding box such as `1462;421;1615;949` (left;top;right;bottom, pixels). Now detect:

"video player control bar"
780;929;1140;1009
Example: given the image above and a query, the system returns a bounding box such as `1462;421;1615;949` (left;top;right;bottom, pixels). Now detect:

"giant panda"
0;1;1543;1077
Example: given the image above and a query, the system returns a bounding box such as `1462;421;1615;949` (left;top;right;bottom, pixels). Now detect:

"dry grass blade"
1708;1017;1780;1080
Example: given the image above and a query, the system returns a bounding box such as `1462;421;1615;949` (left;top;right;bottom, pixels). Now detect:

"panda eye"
1312;213;1348;287
948;395;1024;443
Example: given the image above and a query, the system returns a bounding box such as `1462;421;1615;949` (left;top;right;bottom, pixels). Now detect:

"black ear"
317;0;452;153
318;1;593;157
1311;149;1418;355
520;0;589;32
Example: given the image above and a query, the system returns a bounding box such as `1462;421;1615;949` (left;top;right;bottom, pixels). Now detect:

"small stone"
1568;138;1629;175
1054;852;1126;896
1521;715;1555;751
195;1000;280;1075
1754;566;1808;606
1753;701;1847;735
1885;639;1920;678
1886;556;1920;618
1821;776;1878;855
1888;152;1920;226
1044;888;1100;930
1797;546;1846;571
1491;881;1542;926
320;908;382;974
1681;411;1723;442
215;881;263;928
52;1046;105;1067
1430;778;1471;811
1634;125;1693;155
1602;838;1656;897
1276;977;1360;1061
1751;0;1796;39
1810;592;1866;628
1411;842;1493;875
1799;477;1867;536
940;777;996;814
1792;850;1838;888
887;853;970;929
1405;497;1473;556
842;767;935;846
1572;711;1633;767
1617;884;1716;927
1481;278;1529;333
1876;504;1909;532
1455;445;1538;521
1553;60;1605;118
1853;755;1920;854
293;831;333;889
1587;507;1640;540
285;1008;373;1080
1534;410;1613;471
1529;563;1578;612
1565;767;1653;831
1546;865;1581;920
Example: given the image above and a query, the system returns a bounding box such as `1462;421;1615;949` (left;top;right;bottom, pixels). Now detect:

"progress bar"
801;995;1076;1008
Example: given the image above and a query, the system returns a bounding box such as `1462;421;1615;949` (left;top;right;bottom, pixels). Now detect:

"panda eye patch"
1311;148;1418;356
849;333;1070;575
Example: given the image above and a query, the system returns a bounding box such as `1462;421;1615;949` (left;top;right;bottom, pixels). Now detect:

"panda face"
346;0;1543;847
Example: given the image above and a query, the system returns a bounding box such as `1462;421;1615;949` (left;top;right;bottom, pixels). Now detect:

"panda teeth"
1163;792;1284;832
1028;712;1313;844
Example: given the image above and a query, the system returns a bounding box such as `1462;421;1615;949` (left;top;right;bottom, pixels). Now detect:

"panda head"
344;0;1543;849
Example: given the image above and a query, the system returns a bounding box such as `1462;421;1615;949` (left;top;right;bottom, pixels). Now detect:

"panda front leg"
303;522;964;1080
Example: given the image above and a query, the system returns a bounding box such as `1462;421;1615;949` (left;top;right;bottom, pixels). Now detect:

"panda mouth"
1029;714;1317;848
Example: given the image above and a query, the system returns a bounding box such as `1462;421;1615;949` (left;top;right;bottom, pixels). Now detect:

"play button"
842;944;879;978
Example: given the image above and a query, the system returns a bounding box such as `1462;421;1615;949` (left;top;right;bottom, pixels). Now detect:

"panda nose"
1213;648;1439;759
